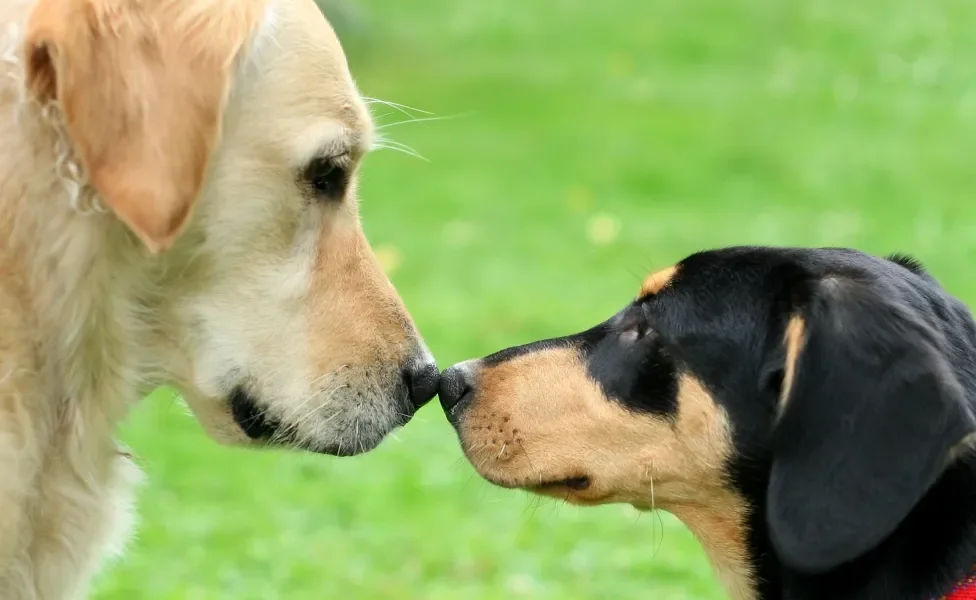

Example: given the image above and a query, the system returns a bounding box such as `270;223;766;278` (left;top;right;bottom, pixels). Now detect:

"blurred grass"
97;0;976;598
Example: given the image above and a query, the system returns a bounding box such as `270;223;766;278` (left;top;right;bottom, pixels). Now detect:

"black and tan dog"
439;246;976;600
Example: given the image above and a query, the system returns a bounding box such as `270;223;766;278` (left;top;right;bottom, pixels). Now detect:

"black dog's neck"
743;452;976;600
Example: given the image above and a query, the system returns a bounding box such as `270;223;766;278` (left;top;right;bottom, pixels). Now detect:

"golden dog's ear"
23;0;264;253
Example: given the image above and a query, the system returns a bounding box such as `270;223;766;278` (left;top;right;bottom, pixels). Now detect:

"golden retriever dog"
0;0;439;598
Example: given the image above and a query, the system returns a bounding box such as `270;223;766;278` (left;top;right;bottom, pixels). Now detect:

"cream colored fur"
0;1;432;598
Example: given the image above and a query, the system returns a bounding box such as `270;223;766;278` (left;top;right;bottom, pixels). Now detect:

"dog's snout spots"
465;413;522;464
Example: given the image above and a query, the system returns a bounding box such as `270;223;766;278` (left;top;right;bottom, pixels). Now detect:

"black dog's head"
440;247;976;598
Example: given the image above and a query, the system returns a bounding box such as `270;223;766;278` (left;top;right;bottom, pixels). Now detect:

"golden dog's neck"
0;10;175;480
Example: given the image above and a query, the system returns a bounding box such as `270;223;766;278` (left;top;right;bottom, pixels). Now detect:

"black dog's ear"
767;278;974;574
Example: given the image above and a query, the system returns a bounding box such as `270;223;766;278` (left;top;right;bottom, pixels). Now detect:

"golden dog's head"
20;0;437;454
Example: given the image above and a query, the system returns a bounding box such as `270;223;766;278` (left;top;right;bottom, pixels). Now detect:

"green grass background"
96;0;976;598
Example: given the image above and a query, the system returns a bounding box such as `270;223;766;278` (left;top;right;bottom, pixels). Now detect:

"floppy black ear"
767;279;975;574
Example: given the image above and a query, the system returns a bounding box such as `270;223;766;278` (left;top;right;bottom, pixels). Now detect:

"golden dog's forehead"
239;0;372;166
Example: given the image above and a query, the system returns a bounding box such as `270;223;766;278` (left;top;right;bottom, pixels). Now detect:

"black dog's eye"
619;306;656;344
303;157;348;201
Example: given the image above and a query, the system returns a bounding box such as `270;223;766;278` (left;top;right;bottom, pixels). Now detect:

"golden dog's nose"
404;359;441;410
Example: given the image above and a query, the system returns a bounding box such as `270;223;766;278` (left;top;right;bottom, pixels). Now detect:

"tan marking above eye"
780;315;806;410
639;265;678;298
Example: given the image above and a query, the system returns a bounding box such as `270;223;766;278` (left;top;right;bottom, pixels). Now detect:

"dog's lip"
532;476;592;491
481;473;593;492
229;387;280;440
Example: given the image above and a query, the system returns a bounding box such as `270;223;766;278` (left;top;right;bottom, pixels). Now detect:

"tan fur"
24;0;268;252
780;316;806;412
456;350;756;600
0;0;431;597
639;265;677;297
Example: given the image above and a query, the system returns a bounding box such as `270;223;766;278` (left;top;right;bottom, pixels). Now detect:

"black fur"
478;321;681;416
885;252;927;274
471;246;976;600
230;386;280;440
767;275;972;575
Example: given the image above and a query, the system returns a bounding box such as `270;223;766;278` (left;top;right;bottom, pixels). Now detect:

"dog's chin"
481;474;592;492
228;386;411;457
262;429;389;457
472;468;611;505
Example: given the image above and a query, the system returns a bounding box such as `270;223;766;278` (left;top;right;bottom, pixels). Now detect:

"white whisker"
376;113;470;131
285;375;340;422
290;384;350;433
362;96;433;118
371;137;429;162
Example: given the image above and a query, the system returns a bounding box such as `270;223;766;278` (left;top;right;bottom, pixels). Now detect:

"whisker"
307;364;349;389
653;509;666;559
393;408;429;425
291;384;350;433
278;407;341;447
271;382;349;446
362;96;433;118
522;493;544;520
453;442;486;469
515;439;535;474
626;266;646;284
648;472;666;558
375;112;471;131
474;452;494;475
363;369;387;404
285;371;345;422
243;366;350;436
371;138;429;162
319;409;344;426
462;468;480;489
649;469;655;512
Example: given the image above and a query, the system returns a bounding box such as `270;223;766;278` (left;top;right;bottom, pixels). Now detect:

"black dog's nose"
403;360;440;410
438;362;476;414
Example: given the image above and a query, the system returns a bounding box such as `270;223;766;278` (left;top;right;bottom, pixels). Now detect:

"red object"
942;573;976;600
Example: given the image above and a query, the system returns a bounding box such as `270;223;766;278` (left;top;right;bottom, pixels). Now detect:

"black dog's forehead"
479;246;962;422
647;246;976;436
652;246;944;334
647;247;937;371
668;246;928;297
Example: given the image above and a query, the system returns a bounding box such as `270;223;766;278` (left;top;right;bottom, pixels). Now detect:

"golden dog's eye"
303;157;347;201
